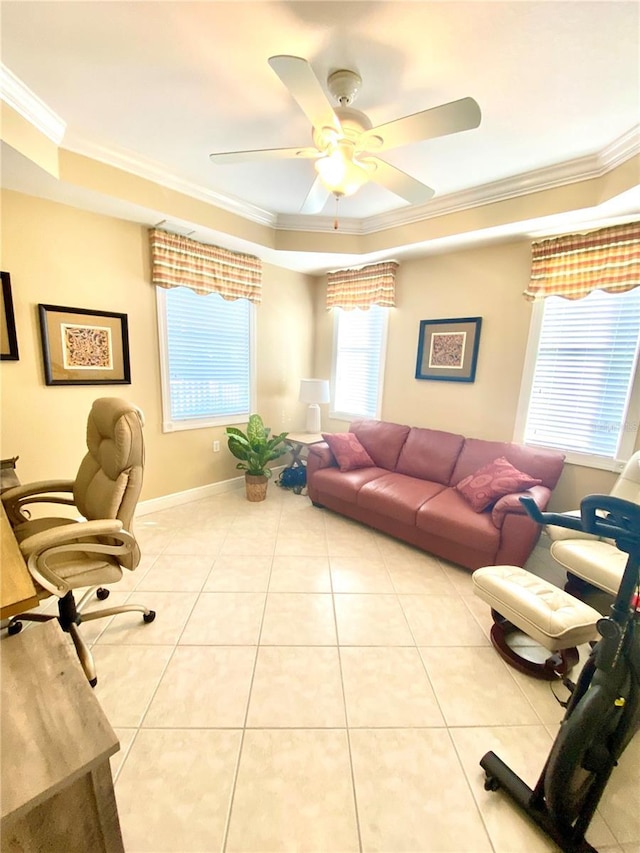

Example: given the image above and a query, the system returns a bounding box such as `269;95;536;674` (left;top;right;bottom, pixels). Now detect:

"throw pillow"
456;456;542;512
322;432;375;472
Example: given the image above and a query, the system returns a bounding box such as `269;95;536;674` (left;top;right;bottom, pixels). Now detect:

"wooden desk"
1;620;124;852
1;503;38;620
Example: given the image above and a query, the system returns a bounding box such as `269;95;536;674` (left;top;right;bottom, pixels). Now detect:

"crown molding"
276;125;640;234
4;62;638;236
62;133;278;228
0;64;66;144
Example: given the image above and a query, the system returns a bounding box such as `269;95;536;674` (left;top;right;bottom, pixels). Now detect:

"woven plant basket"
245;474;268;502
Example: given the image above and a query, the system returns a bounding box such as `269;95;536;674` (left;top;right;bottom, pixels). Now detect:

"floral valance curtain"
524;221;640;301
149;229;262;303
326;261;398;310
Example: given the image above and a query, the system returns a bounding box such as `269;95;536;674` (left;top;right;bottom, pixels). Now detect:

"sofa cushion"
416;489;500;555
322;432;374;472
450;438;565;489
310;466;388;504
349;419;410;471
456;457;542;512
395;427;465;484
357;473;446;526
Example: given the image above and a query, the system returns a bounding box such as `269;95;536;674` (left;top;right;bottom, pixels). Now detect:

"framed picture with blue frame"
415;316;482;382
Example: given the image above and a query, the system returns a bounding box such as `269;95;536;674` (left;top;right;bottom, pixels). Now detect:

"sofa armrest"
307;442;337;476
491;484;551;529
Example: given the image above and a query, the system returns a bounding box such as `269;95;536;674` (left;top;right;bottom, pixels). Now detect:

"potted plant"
225;414;289;501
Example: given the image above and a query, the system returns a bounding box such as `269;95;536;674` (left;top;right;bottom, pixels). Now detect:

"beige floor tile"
327;534;383;558
274;532;329;556
451;725;617;851
161;526;227;556
96;591;198;645
135;554;214;591
400;593;490;646
229;516;281;537
143;645;256;727
387;561;456;595
118;553;156;590
179;592;265;645
341;646;445;727
116;728;242;852
92;644;173;727
134;523;176;554
334;593;414;645
350;728;492;852
419;646;541;726
329;555;394;592
461;592;494;639
439;560;476;593
79;590;131;644
226;729;359;852
247;646;346;727
203;554;272;592
111;727;137;781
261;592;336;645
598;730;640;844
268;555;332;592
220;535;277;556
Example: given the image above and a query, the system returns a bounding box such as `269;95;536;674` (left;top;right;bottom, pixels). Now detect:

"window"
331;305;389;420
515;288;640;470
156;286;255;431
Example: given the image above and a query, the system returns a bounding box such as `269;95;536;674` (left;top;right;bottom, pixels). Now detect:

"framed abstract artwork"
415;316;482;382
38;304;131;386
1;272;19;361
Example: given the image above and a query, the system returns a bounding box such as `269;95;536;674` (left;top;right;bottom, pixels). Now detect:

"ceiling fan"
209;55;482;214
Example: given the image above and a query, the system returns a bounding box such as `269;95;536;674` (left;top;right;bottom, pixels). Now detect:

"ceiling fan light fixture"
315;142;370;197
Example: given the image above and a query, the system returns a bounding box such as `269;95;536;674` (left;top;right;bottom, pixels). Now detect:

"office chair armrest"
18;520;136;597
2;480;76;525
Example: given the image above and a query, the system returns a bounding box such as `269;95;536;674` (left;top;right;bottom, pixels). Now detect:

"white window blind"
522;288;640;463
332;305;388;420
157;286;254;430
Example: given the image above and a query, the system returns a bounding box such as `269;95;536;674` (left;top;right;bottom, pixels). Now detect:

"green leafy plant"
225;414;289;479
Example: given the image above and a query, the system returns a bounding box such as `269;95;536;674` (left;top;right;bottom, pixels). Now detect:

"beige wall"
2;189;634;512
0;190;315;501
315;240;629;511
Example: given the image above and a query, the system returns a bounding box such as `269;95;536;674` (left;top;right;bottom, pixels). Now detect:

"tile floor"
18;487;640;852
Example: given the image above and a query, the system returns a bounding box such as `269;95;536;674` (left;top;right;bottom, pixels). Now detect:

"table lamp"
299;379;330;433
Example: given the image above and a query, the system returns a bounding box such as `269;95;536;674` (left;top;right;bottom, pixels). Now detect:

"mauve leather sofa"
306;418;566;570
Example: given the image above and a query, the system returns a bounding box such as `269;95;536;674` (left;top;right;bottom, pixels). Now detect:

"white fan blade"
364;97;481;152
300;175;331;214
369;158;435;205
210;146;319;164
268;55;341;135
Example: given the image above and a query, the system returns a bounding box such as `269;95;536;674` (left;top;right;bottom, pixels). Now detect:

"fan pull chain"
333;194;340;231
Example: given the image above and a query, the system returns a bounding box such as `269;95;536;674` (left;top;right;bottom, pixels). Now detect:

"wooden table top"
0;503;39;620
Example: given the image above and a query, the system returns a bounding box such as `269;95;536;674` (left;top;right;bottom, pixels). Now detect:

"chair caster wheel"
484;776;500;792
89;677;98;688
7;621;23;636
96;588;110;601
143;611;156;623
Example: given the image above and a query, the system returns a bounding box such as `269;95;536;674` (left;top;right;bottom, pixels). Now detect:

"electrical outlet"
213;440;220;452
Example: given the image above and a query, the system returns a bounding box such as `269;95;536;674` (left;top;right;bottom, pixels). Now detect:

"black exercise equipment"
480;494;640;853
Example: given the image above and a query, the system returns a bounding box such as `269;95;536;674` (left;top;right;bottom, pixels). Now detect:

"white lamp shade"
299;379;330;404
299;379;330;433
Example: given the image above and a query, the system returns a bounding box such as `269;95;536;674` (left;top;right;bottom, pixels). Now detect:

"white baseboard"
135;476;245;516
135;465;287;516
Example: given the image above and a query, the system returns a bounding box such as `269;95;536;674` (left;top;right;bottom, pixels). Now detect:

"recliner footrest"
472;565;601;679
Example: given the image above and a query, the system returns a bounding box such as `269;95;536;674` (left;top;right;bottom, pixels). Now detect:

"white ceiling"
1;1;639;270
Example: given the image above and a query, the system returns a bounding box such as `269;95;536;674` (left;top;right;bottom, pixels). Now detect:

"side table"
285;433;325;465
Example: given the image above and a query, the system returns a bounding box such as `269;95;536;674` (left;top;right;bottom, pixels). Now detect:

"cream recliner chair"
547;450;640;597
2;397;155;686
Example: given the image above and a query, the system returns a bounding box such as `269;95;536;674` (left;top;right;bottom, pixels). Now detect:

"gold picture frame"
38;303;131;386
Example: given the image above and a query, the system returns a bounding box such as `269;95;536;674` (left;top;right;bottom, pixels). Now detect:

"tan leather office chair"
2;397;155;686
547;450;640;597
